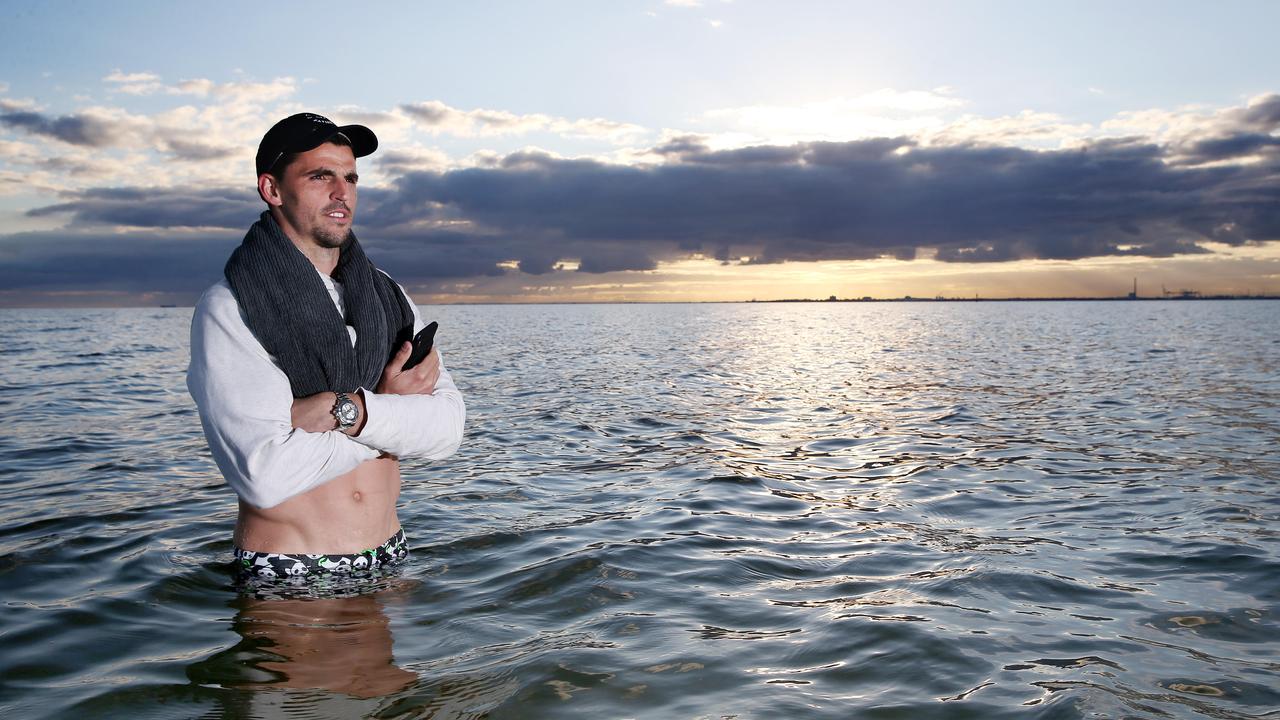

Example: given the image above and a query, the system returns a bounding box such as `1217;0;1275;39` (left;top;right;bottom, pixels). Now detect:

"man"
188;113;465;583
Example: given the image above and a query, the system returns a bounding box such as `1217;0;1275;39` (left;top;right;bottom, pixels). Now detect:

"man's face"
268;142;359;250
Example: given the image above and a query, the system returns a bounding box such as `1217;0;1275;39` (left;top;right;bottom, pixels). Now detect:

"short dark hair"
268;132;354;182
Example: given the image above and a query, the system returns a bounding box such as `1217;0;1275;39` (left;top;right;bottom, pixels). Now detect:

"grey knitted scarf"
224;212;414;398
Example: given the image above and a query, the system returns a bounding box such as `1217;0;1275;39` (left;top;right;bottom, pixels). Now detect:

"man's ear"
258;173;283;207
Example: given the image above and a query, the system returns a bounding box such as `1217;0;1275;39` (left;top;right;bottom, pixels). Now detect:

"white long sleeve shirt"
187;272;465;509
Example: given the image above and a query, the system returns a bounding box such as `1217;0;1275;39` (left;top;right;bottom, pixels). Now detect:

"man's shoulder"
376;268;419;308
193;279;242;322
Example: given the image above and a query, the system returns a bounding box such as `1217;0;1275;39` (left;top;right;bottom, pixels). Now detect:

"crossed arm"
289;340;443;437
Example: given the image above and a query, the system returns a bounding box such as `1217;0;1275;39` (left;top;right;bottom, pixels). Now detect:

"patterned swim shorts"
234;529;409;581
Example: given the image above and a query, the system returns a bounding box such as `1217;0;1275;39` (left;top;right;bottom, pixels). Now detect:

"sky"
2;0;1278;306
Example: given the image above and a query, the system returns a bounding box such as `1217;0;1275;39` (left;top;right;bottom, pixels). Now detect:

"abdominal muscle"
234;456;402;554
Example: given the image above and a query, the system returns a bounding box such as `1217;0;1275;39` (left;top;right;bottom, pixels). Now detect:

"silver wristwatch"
332;391;360;431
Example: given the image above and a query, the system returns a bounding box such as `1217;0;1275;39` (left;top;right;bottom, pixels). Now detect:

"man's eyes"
309;173;357;184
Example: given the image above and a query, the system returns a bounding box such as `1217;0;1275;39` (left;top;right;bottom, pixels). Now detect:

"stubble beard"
312;226;353;249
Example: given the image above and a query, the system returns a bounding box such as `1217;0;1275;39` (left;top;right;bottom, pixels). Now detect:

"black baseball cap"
255;112;378;176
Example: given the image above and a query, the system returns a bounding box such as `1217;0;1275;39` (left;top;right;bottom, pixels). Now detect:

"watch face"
334;395;358;427
339;402;358;423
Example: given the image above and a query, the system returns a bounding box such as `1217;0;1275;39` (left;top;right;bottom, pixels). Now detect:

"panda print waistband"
233;529;409;580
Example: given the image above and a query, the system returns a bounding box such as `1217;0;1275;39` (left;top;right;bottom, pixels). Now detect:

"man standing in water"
188;113;465;582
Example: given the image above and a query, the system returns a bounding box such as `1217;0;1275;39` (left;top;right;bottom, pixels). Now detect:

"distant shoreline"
2;295;1279;310
751;295;1280;303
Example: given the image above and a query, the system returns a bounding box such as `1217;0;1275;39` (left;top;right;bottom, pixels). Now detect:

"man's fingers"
383;342;412;378
407;348;438;375
378;344;440;395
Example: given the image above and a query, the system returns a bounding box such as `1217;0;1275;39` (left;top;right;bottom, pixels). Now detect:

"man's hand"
377;341;441;396
290;391;367;436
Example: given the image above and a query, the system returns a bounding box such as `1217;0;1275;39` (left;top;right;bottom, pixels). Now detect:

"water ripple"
1;302;1278;719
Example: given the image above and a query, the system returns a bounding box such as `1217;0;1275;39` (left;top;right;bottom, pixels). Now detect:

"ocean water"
1;300;1278;719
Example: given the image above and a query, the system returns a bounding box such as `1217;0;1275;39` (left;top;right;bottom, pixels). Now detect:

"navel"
352;490;363;502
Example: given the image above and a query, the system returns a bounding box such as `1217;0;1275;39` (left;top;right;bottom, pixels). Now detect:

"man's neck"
296;242;340;277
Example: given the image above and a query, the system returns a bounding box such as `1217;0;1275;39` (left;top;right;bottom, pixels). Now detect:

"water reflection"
190;585;417;699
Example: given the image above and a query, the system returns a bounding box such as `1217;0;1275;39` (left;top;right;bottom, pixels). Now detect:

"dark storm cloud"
354;228;510;279
367;131;1279;269
0;229;238;295
5;95;1280;302
576;248;657;273
0;110;120;147
1178;133;1280;164
505;247;562;275
27;188;260;229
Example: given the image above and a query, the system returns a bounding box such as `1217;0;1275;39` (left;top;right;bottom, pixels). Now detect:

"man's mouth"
324;206;351;221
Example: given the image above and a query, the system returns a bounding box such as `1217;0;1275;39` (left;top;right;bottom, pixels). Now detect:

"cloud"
577;247;658;273
1231;93;1280;131
0;109;123;146
1102;94;1280;158
360;124;1279;272
926;110;1094;148
0;97;39;112
330;106;415;139
400;100;646;142
104;71;160;84
206;77;296;105
1180;132;1280;164
0;104;241;171
0;75;306;182
158;138;237;161
104;69;165;95
0;139;43;165
102;70;296;105
374;146;453;175
0;141;118;194
0;228;238;295
27;187;260;229
3;93;1279;303
1168;93;1280;165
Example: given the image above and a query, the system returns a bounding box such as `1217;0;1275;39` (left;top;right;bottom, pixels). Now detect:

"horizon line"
3;294;1279;311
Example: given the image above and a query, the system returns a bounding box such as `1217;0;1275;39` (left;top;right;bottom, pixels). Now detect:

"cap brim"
333;124;378;159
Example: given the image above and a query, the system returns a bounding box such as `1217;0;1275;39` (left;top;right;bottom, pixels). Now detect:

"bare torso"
234;456;401;554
